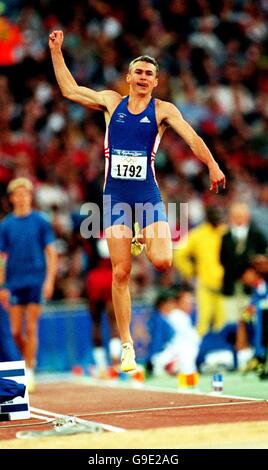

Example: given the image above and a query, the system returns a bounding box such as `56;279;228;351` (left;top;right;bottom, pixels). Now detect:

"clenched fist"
49;30;64;50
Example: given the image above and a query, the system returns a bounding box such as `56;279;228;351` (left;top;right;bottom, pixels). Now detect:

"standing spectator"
220;202;267;365
0;178;57;392
174;206;226;336
252;185;268;244
220;202;267;324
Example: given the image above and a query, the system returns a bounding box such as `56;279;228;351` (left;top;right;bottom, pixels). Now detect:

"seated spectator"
241;255;268;379
196;322;253;373
150;286;200;376
0;304;21;362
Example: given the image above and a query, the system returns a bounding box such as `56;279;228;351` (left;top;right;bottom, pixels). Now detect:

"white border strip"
30;413;53;422
31;406;124;433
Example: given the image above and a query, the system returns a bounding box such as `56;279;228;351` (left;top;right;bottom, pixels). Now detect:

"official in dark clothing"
220;202;267;359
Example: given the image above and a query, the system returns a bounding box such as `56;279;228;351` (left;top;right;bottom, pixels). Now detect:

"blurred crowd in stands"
0;0;268;354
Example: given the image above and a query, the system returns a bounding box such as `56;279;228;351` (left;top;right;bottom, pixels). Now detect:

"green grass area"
145;371;268;400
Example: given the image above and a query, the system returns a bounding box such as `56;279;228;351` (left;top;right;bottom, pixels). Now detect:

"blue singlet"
103;96;167;230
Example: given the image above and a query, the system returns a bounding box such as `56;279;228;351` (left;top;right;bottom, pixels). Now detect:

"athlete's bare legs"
143;221;173;271
24;303;42;369
9;303;41;392
105;221;172;371
9;305;25;357
105;225;133;345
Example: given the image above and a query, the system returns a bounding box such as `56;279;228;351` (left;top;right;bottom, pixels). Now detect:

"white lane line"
30;406;124;433
75;399;266;418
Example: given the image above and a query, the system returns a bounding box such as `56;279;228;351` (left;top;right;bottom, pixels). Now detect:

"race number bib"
111;149;147;180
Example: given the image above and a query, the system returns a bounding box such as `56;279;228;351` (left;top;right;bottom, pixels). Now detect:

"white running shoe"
121;343;137;372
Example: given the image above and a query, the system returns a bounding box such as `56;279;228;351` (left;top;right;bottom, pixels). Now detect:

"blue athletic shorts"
103;194;167;231
10;285;43;305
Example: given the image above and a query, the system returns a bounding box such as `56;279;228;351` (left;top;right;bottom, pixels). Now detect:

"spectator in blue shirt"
0;178;57;392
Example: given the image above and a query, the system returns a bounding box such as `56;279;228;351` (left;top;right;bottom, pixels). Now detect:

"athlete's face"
126;61;158;95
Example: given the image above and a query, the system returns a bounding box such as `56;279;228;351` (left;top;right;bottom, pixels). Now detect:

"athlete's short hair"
128;55;159;75
7;177;33;194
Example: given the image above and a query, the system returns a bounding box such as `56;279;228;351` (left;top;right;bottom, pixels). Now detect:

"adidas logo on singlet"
139;116;151;123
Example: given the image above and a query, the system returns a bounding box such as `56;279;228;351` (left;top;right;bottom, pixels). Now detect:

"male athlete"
49;30;225;372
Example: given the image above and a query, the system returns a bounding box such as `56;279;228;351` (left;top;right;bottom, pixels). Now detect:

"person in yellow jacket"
173;206;226;336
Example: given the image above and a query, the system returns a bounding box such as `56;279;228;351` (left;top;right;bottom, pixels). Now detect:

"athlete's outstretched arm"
162;102;226;193
49;30;121;110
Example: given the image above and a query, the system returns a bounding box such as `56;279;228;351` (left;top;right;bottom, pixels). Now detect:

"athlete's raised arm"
159;101;226;193
49;30;121;112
